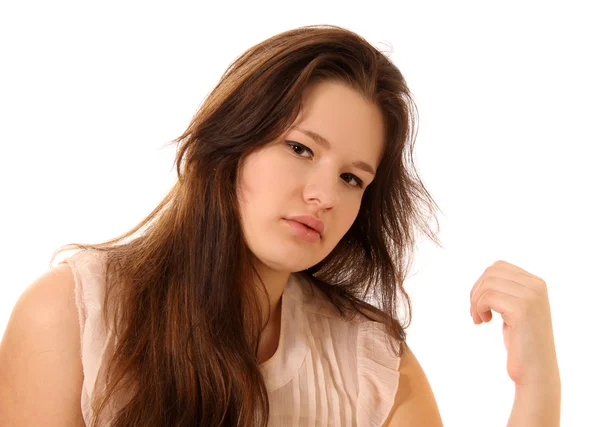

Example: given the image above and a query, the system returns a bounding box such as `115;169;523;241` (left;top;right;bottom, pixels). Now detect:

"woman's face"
237;80;385;274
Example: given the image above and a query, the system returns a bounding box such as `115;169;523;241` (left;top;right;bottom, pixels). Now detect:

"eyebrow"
293;127;376;176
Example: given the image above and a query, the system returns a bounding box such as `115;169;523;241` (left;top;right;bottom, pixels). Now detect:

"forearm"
506;382;561;427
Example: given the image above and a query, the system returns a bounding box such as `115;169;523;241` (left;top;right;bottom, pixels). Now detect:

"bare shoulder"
0;262;85;426
382;344;444;427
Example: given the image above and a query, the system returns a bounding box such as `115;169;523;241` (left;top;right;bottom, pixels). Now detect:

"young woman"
0;25;560;426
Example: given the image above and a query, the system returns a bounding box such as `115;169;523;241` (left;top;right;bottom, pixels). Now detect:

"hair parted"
50;24;443;427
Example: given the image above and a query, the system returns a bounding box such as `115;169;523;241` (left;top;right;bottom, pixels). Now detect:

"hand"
469;260;560;387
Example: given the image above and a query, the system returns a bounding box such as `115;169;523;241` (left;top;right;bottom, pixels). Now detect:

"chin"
258;255;316;274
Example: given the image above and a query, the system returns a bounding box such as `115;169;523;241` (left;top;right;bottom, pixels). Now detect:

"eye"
341;173;364;188
285;140;313;158
285;140;364;189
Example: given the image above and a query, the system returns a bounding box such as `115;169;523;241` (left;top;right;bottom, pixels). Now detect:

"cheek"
238;154;291;211
332;203;361;238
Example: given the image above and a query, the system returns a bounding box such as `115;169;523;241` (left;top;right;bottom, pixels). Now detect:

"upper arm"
382;344;444;427
0;263;85;426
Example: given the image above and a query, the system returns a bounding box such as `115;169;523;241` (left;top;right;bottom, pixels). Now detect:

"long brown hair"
50;24;442;427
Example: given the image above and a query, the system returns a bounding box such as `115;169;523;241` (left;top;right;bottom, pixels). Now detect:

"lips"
285;215;325;236
285;219;321;243
303;224;317;232
295;221;318;234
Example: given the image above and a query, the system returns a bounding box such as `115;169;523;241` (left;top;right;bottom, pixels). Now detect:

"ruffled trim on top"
356;320;402;426
258;273;309;392
60;249;111;426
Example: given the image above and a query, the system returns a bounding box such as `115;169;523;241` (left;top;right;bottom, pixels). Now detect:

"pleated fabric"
62;250;401;426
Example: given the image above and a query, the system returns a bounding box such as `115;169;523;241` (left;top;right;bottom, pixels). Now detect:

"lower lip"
284;219;321;243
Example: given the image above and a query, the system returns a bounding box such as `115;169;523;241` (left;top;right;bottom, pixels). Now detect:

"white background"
1;1;598;425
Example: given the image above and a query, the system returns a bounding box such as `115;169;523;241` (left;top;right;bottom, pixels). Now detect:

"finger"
471;276;537;324
475;289;523;327
471;276;534;311
470;269;540;319
470;265;538;302
491;260;540;281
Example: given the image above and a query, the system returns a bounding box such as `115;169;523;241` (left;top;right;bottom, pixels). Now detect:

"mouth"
284;215;325;236
284;219;322;242
292;220;320;234
302;223;318;233
297;222;321;237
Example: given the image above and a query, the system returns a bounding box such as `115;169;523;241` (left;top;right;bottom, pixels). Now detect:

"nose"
303;169;340;212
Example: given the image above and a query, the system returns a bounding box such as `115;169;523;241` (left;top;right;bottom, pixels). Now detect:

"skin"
236;80;385;362
469;260;560;388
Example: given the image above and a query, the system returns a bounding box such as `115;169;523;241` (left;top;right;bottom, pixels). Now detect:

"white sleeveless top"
61;250;401;426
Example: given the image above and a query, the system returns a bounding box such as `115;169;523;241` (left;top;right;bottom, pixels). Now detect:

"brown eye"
285;141;313;157
341;173;364;188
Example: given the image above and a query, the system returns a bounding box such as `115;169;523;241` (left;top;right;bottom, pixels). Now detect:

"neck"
252;266;290;327
250;263;290;365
